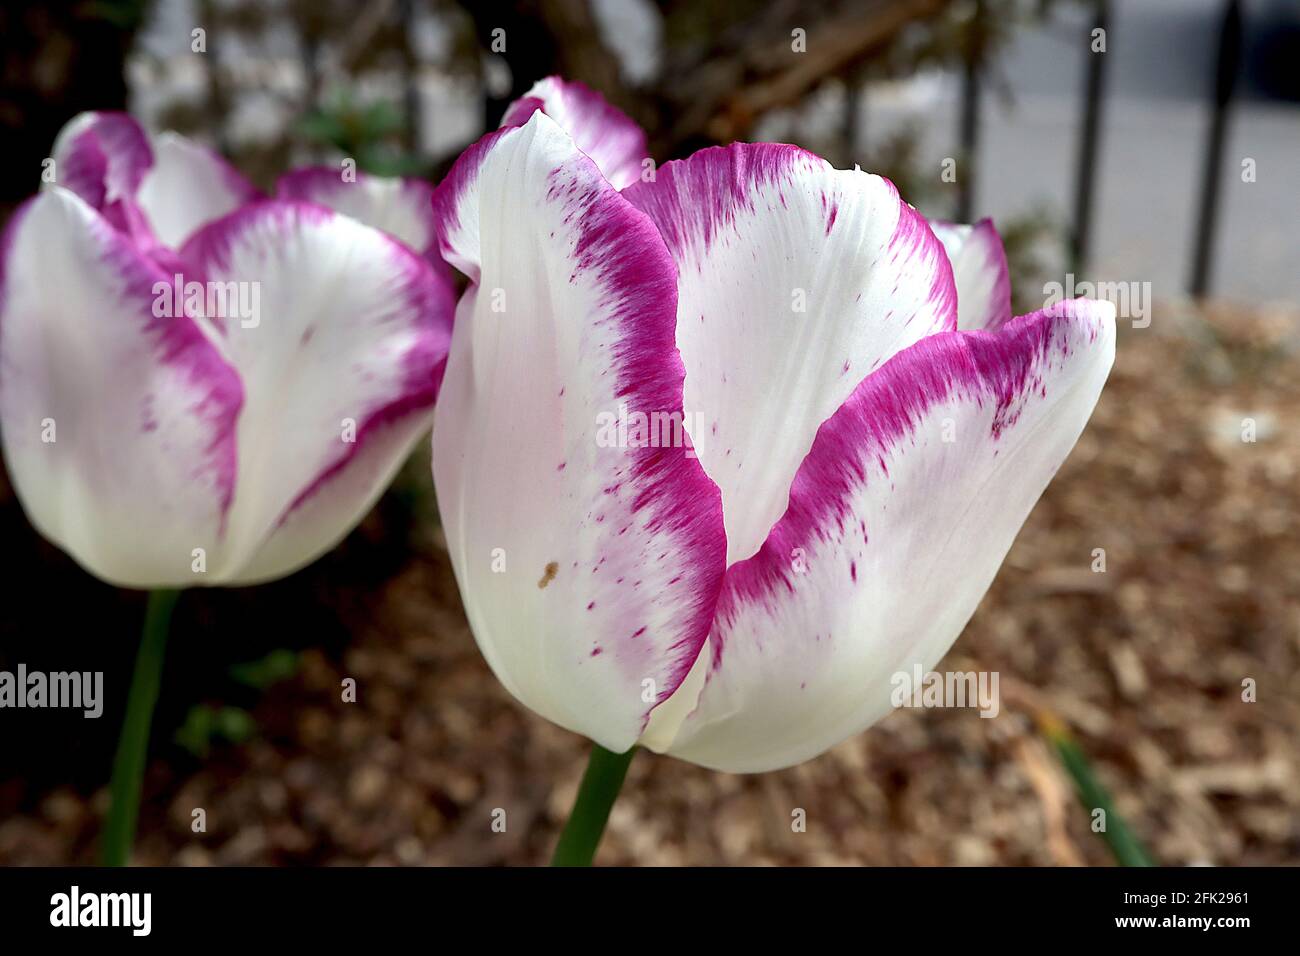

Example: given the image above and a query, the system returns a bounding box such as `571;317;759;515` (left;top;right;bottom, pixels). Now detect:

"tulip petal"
932;218;1012;331
136;132;261;249
47;112;154;239
276;167;439;259
179;200;452;583
501;77;649;190
0;188;242;588
652;298;1115;772
624;145;957;565
431;113;726;752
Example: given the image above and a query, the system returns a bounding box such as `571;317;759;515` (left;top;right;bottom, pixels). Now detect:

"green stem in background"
1039;711;1153;867
550;743;636;866
101;589;181;867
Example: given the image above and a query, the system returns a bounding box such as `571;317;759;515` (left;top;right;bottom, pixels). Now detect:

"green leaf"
214;706;256;743
174;704;217;758
228;649;299;689
174;704;258;757
1038;712;1154;866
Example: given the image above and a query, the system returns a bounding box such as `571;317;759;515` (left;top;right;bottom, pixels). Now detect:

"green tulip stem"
102;589;181;866
550;743;636;866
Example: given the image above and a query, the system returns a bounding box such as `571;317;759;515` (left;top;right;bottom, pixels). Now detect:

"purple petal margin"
709;297;1111;668
500;76;649;189
179;198;453;522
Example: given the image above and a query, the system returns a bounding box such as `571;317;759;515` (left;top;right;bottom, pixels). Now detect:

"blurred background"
0;0;1296;865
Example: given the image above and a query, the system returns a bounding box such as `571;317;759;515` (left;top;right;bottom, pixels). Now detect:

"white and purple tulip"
0;113;453;589
431;78;1116;773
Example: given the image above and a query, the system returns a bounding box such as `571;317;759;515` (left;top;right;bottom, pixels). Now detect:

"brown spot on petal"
537;562;559;589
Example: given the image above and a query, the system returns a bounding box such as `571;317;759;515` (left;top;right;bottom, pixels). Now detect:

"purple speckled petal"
276;166;442;262
47;112;155;241
644;298;1116;772
136;132;261;248
500;76;649;190
623;144;957;566
932;218;1013;331
0;188;243;588
179;199;452;584
431;112;727;752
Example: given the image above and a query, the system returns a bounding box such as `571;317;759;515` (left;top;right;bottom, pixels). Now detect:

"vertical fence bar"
1189;0;1243;298
844;74;864;162
399;0;422;156
1070;0;1111;277
956;0;984;223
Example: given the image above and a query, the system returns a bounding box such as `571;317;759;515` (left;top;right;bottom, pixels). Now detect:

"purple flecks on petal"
884;186;958;334
532;151;725;703
622;143;810;255
707;298;1109;666
431;113;727;745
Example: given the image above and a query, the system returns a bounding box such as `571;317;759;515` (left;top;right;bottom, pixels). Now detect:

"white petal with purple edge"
932;218;1012;331
47;112;154;239
431;112;726;752
136;132;261;249
0;188;242;588
276;168;439;259
500;77;649;190
624;145;957;566
649;298;1115;772
179;200;452;584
